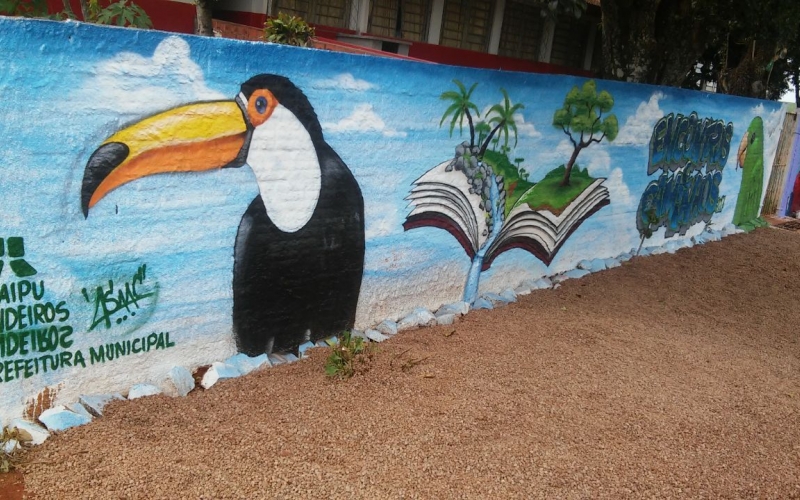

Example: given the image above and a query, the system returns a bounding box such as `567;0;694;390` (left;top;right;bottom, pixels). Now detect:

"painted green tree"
475;121;491;148
552;80;619;186
479;89;524;157
440;79;480;147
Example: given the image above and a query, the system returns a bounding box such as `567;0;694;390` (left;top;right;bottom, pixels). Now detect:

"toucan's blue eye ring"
255;96;268;114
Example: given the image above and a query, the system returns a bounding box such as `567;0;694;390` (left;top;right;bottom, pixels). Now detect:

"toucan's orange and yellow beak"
81;101;249;217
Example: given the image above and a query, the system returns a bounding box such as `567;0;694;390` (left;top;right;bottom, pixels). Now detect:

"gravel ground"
15;228;800;499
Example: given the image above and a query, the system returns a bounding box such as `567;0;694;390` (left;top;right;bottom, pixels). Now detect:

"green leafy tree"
0;0;152;28
439;79;480;147
474;121;491;148
91;0;151;28
0;0;48;17
552;80;618;186
264;12;316;47
479;88;523;157
600;0;800;100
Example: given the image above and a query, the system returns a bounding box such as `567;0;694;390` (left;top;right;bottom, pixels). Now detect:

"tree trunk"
600;0;658;82
600;0;707;86
478;121;504;158
560;144;583;187
195;0;214;36
794;70;799;106
465;109;475;148
78;0;90;21
722;40;772;98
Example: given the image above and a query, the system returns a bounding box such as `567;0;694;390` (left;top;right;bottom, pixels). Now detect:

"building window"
549;13;590;68
273;0;352;29
368;0;431;41
439;0;494;52
497;0;545;61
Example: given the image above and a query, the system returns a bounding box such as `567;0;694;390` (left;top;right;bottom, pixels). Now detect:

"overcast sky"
782;84;796;103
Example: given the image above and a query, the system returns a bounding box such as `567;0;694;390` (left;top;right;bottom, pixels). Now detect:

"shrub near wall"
0;17;786;425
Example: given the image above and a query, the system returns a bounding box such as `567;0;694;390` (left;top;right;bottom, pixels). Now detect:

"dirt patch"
19;228;800;498
774;219;800;232
0;470;25;500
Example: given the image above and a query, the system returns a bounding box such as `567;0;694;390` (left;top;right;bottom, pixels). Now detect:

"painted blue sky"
0;17;787;340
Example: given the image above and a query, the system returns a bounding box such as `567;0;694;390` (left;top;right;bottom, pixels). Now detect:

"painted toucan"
81;74;365;355
732;116;765;228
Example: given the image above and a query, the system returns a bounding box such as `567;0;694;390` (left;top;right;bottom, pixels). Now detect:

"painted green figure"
732;117;765;228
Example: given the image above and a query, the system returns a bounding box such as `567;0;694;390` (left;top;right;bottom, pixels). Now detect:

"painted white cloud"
313;73;375;92
513;112;542;139
364;201;402;239
323;103;407;137
614;92;665;145
585;146;635;214
586;147;611;176
532;139;574;176
602;168;635;213
74;36;226;115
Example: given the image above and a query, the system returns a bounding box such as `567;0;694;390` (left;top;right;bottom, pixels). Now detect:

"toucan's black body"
231;75;365;354
233;141;365;355
81;74;365;356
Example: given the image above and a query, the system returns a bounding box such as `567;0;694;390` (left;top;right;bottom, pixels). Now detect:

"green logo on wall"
0;237;37;278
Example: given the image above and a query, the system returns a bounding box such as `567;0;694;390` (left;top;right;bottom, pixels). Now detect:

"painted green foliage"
439;80;524;159
439;80;480;147
732;116;765;229
552;80;619;186
263;12;316;47
0;0;152;28
436;79;610;217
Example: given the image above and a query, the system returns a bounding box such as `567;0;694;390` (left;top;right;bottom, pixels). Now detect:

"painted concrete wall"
0;17;786;425
778;114;800;216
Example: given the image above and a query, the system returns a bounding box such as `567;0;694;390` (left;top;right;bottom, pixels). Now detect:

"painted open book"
404;160;610;269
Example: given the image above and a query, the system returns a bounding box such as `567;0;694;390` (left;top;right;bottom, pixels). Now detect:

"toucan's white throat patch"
246;105;321;232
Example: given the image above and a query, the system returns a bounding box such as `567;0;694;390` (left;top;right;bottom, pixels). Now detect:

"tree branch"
562;125;577;148
587;132;607;145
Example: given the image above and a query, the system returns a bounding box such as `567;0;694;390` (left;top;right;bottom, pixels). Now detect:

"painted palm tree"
479;89;524;157
475;121;491;148
440;79;480;147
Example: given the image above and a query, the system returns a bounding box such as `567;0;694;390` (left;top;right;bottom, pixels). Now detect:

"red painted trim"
408;42;595;77
215;12;595;77
313;37;428;62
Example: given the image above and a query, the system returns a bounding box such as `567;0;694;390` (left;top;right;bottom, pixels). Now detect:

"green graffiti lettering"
73;349;86;368
89;346;105;364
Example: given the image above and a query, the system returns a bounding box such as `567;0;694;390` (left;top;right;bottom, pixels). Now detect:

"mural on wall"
732;117;767;231
81;74;365;355
404;80;614;303
636;112;735;241
0;18;787;424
